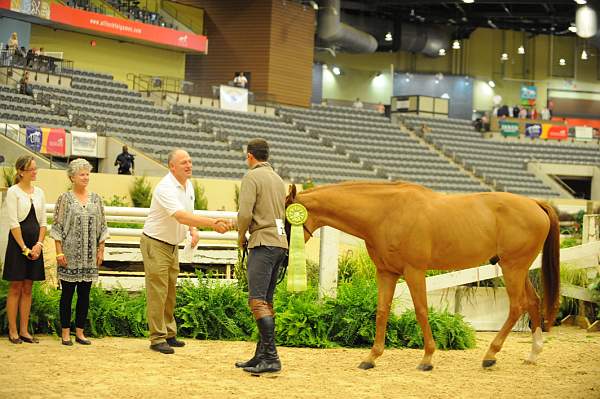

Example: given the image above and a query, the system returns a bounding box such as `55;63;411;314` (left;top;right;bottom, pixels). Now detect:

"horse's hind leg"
358;270;399;370
524;278;543;365
482;262;529;368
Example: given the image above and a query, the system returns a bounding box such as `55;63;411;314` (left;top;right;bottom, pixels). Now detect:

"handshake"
213;218;236;234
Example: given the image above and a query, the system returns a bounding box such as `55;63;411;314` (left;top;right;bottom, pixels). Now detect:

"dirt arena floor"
0;326;598;399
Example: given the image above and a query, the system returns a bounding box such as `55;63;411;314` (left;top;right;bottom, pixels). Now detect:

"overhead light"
308;0;318;10
452;40;461;50
569;25;577;33
322;64;328;70
559;58;566;66
385;32;393;42
574;0;587;4
441;93;450;99
438;48;446;56
405;77;410;82
517;45;525;54
462;0;475;3
488;80;496;88
501;52;509;61
435;72;444;80
581;49;588;60
576;5;597;38
332;66;341;75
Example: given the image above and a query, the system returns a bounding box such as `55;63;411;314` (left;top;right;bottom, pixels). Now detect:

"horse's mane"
299;180;431;195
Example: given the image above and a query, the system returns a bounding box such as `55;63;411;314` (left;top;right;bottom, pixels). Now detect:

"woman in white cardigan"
3;155;46;344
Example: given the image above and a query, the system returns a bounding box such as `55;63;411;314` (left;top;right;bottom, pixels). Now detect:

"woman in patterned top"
50;158;109;346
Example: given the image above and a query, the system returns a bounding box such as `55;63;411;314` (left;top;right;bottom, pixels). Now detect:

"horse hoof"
358;362;374;370
523;359;536;366
482;359;497;368
416;364;433;371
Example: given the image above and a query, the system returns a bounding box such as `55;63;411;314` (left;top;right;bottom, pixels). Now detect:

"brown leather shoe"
150;342;175;354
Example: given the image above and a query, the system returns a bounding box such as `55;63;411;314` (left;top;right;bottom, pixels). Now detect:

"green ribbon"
286;203;308;292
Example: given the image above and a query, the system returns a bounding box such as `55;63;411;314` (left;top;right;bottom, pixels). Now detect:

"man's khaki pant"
140;235;179;345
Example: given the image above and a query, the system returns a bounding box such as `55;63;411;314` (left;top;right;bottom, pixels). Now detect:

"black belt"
143;233;176;248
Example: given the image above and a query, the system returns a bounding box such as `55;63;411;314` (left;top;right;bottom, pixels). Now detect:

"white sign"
219;84;248;112
71;131;98;157
574;126;593;141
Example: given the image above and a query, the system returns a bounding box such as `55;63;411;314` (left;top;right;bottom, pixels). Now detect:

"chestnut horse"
285;181;560;370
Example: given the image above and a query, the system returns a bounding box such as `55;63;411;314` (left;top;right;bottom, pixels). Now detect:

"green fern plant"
129;176;153;208
192;179;208;210
2;167;15;187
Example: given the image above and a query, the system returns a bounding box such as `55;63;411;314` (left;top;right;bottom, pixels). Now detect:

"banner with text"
525;123;542;138
41;127;66;156
71;130;98;157
575;126;593;141
25;126;42;152
219;85;248;113
48;3;207;53
541;124;568;140
500;121;520;137
8;0;50;18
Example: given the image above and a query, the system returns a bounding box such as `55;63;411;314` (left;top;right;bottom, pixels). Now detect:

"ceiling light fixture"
574;0;587;5
559;58;567;66
569;25;577;33
518;45;525;54
438;48;446;56
488;80;495;88
576;5;598;38
332;66;341;75
501;52;509;61
462;0;475;3
385;32;393;42
452;40;461;49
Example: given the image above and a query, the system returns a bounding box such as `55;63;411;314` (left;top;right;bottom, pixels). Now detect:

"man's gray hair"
67;158;93;178
167;148;186;165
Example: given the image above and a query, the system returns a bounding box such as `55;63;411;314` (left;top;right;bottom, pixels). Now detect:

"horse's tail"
536;201;560;330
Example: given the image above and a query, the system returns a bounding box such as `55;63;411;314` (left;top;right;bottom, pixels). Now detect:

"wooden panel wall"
183;0;314;107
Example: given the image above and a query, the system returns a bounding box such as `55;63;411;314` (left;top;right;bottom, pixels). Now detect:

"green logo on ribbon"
285;203;308;292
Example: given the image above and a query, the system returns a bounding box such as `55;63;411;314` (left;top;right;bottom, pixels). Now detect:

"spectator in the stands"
353;97;363;109
233;72;248;88
512;105;519;118
376;102;385;114
530;108;538;120
541;107;551;121
19;72;33;97
518;107;527;119
481;112;490;132
7;32;19;55
497;104;510;118
114;145;135;175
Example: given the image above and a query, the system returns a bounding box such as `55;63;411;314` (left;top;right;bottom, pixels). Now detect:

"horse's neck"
299;188;383;240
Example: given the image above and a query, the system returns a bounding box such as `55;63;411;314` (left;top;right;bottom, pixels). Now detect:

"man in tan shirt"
235;138;288;375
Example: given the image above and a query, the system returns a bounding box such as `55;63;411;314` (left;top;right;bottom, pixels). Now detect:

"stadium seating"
279;105;489;193
401;114;599;197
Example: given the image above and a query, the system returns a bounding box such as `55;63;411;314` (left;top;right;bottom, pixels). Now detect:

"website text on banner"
48;3;208;53
541;124;568;140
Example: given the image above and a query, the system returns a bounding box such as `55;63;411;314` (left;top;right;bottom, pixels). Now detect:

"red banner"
41;127;66;156
49;3;207;53
0;0;10;10
546;125;568;140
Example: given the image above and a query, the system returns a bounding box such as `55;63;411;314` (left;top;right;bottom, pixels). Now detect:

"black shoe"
62;339;73;346
8;336;22;344
150;342;175;354
75;337;92;345
235;341;261;368
166;337;185;347
19;335;39;344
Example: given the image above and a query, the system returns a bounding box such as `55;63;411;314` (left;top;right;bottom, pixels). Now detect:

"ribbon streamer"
285;203;308;292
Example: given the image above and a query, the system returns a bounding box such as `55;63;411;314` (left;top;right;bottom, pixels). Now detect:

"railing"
1;50;74;79
161;1;203;33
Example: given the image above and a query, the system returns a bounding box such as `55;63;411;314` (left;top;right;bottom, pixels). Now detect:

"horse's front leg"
404;267;436;371
358;270;399;370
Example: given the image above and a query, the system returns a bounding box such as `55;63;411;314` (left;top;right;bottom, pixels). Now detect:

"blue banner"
520;85;537;100
25;126;42;152
525;123;542;138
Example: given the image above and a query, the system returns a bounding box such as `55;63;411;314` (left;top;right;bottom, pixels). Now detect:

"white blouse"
5;185;47;229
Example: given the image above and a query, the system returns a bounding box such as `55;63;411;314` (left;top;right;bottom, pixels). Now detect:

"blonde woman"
50;159;109;346
3;155;46;344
